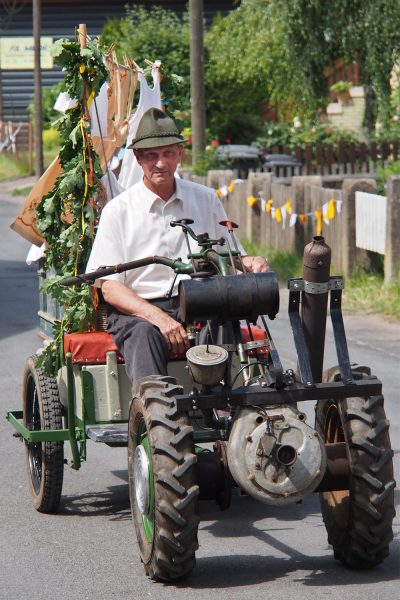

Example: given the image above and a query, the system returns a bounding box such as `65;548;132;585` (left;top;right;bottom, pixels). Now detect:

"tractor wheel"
315;369;395;568
22;355;64;512
128;376;199;582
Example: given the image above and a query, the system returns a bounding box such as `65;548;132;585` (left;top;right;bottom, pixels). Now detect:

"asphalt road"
0;182;398;600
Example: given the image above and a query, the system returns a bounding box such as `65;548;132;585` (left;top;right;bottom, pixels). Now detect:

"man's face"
135;144;183;189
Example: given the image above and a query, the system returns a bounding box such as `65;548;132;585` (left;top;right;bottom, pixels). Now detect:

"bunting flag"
214;180;340;237
245;193;340;235
314;209;323;235
215;179;243;199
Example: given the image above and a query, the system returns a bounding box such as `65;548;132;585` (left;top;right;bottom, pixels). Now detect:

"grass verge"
342;266;400;319
0;149;57;183
0;153;31;181
12;185;33;197
243;241;303;282
242;241;400;320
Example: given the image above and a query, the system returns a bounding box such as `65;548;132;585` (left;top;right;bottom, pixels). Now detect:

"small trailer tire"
128;376;199;582
22;355;64;512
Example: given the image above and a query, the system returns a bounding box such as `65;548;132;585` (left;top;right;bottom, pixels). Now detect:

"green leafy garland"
36;37;108;374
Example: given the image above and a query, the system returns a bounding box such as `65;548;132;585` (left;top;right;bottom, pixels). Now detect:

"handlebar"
60;219;244;287
60;256;192;287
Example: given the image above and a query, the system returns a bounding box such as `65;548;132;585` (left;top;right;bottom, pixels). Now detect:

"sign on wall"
0;37;54;69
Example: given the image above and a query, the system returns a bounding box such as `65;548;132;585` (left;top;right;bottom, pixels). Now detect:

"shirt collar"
138;177;183;211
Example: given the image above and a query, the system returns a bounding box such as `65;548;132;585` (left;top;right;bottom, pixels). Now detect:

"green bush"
375;157;400;195
43;128;61;153
330;80;353;94
255;120;361;151
27;82;63;129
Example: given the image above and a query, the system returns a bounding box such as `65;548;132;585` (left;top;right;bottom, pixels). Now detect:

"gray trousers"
107;297;180;382
107;297;233;383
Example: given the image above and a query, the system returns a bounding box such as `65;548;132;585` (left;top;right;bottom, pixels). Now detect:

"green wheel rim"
137;420;155;542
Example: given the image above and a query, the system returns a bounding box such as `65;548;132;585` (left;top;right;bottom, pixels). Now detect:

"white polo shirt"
86;177;245;299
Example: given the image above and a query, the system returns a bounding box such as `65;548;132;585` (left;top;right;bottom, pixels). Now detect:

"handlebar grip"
170;218;194;227
59;275;88;286
219;219;239;230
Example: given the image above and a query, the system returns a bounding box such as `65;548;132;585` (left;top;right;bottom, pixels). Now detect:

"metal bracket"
242;339;270;352
288;276;344;294
330;288;355;384
288;290;315;386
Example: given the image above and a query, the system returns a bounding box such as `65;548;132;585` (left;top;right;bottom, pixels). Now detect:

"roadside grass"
342;266;400;319
0;153;31;181
242;241;400;319
12;185;33;197
242;241;303;281
0;148;57;184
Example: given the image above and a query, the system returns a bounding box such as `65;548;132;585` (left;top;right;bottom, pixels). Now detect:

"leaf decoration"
36;37;108;374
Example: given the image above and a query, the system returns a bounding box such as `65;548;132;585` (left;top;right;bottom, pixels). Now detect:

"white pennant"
219;185;228;197
281;206;287;229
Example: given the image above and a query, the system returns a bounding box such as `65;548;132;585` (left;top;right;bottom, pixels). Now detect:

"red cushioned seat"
63;331;187;364
64;332;125;364
64;325;269;365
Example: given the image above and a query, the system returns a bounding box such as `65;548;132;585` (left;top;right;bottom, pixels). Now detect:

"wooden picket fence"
259;140;400;177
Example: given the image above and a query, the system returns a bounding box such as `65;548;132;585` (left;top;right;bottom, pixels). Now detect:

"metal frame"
6;353;87;470
6;274;371;471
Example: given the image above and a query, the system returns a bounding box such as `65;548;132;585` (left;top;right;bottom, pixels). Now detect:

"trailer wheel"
22;355;64;512
315;370;395;568
128;376;199;582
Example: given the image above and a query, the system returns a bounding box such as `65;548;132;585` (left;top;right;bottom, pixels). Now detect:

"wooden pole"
77;24;89;109
78;23;87;49
189;0;206;166
28;122;34;174
33;0;44;176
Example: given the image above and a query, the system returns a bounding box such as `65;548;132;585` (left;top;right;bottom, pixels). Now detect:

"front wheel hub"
134;445;150;515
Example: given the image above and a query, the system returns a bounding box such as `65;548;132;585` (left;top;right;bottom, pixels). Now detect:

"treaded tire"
315;368;395;568
22;355;64;512
128;375;199;582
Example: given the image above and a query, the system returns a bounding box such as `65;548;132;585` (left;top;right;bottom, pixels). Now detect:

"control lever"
219;220;246;272
170;218;197;272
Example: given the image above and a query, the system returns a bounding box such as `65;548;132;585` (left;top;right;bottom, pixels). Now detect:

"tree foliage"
101;6;190;119
205;4;271;141
100;1;400;141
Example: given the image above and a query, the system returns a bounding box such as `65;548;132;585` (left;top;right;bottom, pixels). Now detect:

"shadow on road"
0;259;38;341
52;468;398;588
188;489;399;589
58;483;131;521
181;541;399;589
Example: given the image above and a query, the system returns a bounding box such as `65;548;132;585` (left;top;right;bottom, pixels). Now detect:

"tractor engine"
227;405;326;505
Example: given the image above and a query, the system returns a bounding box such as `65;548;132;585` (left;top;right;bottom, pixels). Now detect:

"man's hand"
148;310;189;356
242;255;269;273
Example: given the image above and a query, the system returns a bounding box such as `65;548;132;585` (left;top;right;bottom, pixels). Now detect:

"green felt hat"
127;108;185;150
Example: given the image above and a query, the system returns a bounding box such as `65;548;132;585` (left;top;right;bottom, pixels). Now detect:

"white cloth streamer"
118;69;161;190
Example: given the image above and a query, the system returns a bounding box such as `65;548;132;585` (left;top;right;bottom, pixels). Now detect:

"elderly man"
86;108;268;383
